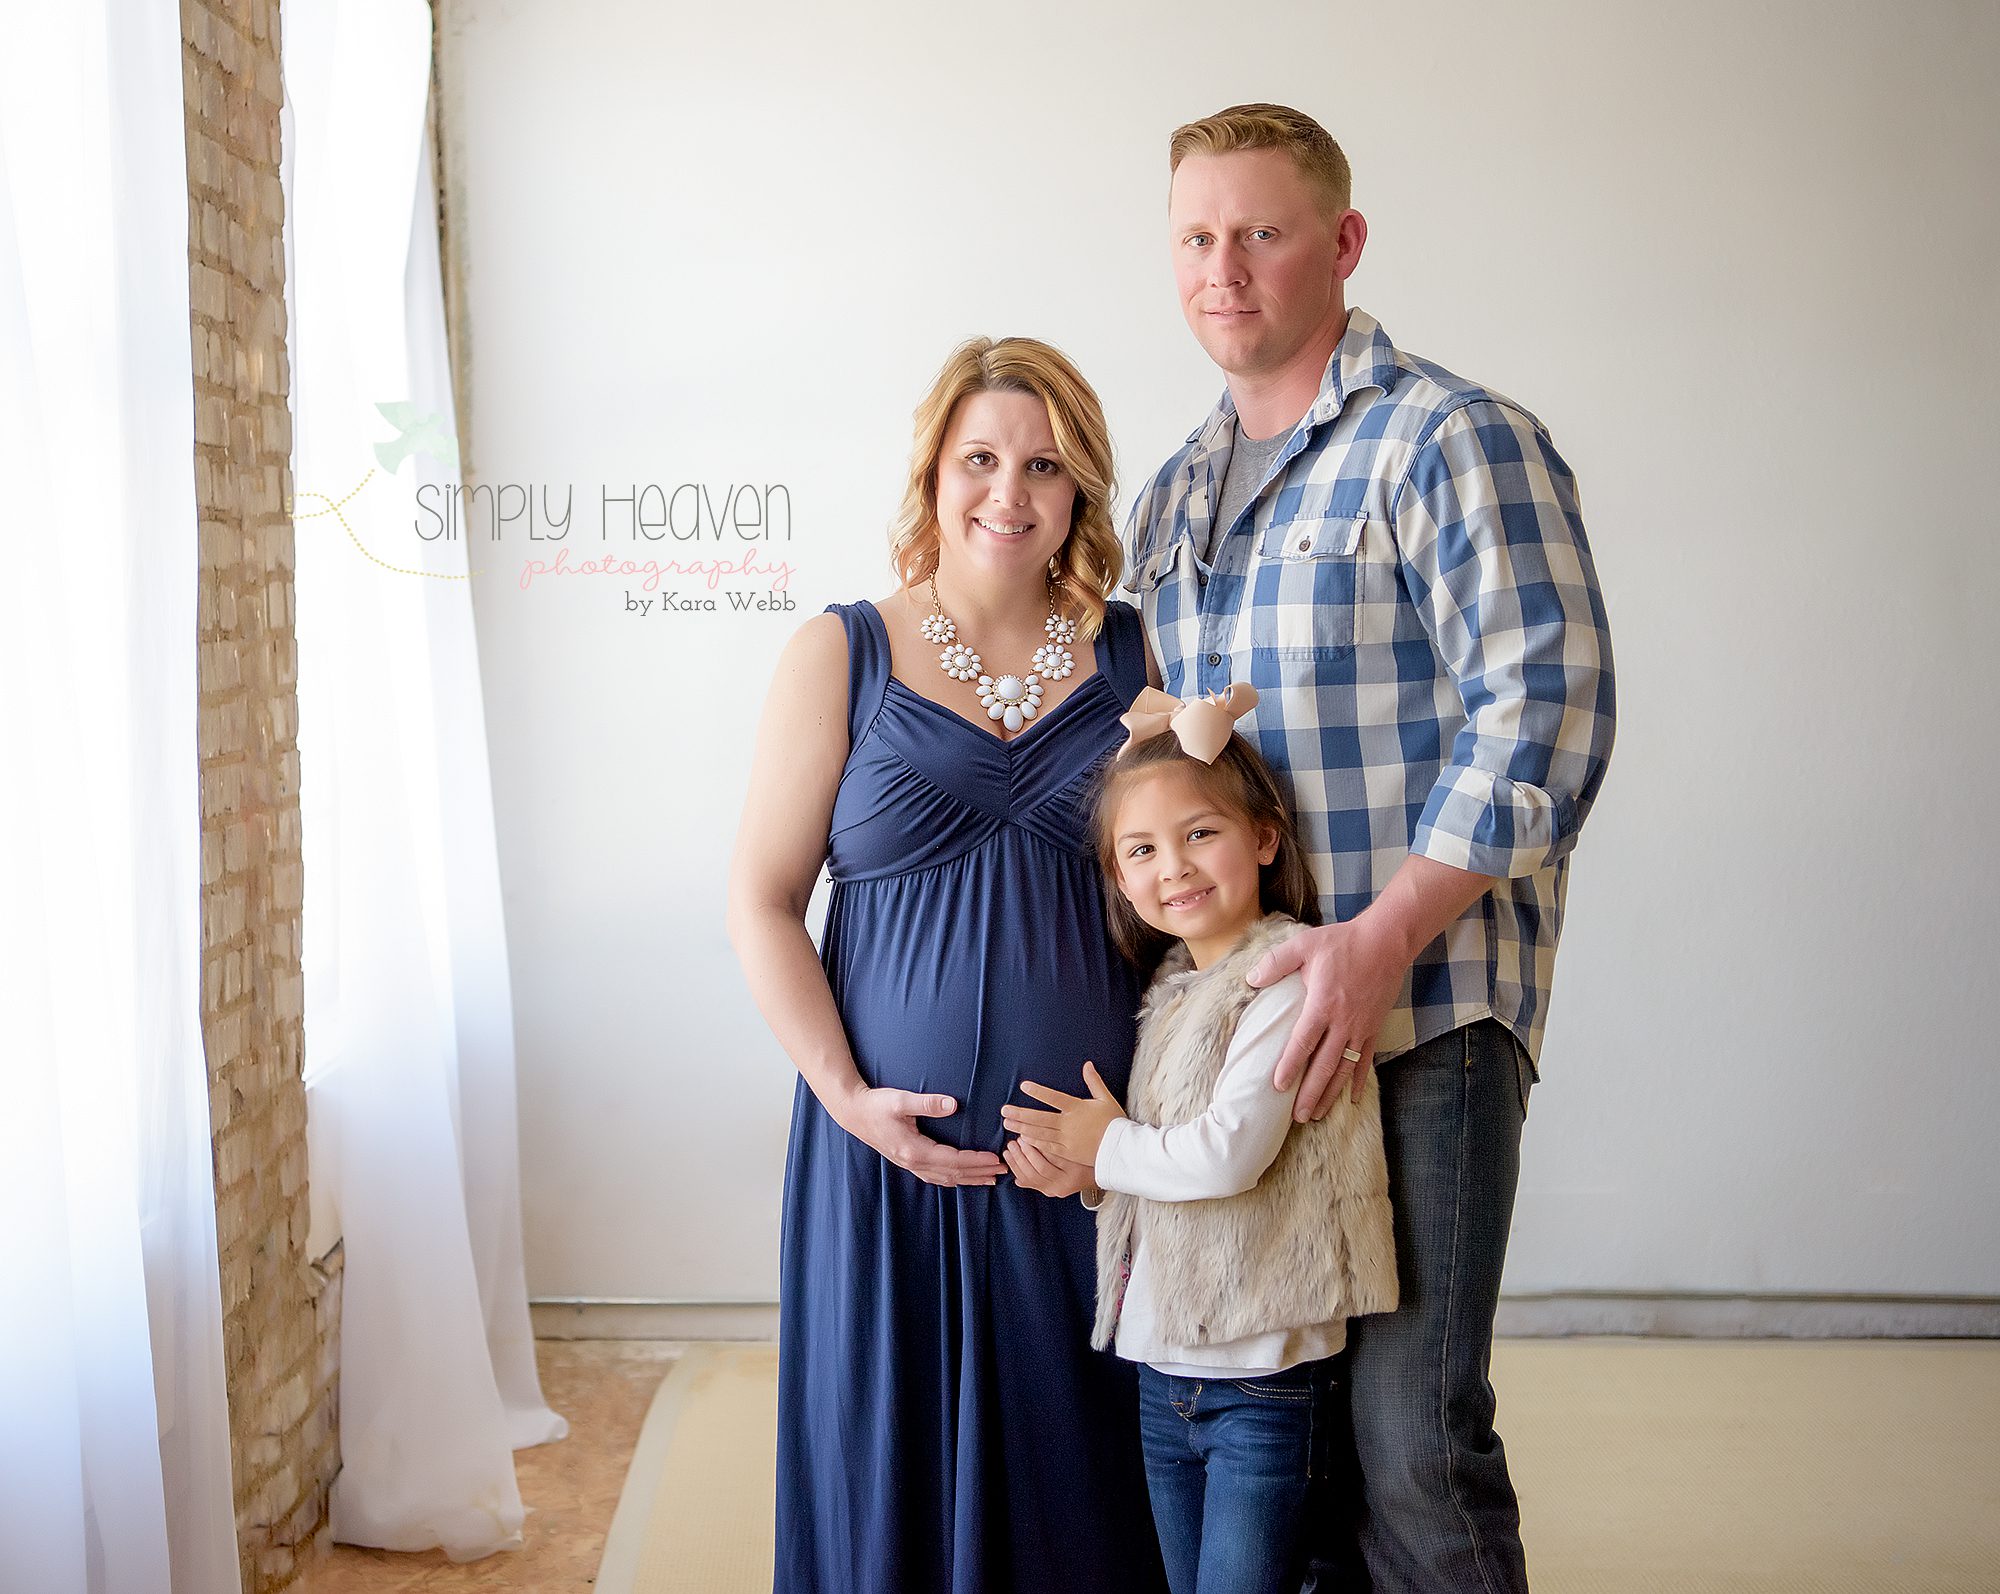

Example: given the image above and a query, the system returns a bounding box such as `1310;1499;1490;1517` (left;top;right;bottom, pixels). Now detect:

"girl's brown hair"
1087;729;1323;972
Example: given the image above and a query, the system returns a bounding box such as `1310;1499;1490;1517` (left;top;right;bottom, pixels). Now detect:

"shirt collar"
1310;306;1399;426
1187;306;1400;455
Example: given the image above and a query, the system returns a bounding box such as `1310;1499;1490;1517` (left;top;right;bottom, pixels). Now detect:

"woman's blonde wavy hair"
888;336;1122;641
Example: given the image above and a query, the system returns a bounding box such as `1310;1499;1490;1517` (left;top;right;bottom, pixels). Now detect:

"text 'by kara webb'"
624;589;798;614
414;482;792;541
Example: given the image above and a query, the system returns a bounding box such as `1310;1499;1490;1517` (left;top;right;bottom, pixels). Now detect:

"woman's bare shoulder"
786;608;849;665
757;612;850;727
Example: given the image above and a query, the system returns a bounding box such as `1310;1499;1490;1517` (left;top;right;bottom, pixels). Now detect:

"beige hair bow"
1118;683;1260;764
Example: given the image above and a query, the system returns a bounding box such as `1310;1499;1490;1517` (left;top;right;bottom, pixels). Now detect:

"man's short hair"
1169;103;1352;219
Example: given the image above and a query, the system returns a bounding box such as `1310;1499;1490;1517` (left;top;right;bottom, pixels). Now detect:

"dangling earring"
1043;553;1079;650
1035;567;1077;676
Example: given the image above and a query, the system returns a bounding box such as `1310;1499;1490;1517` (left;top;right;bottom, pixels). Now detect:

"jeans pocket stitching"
1511;1033;1536;1120
1227;1378;1311;1403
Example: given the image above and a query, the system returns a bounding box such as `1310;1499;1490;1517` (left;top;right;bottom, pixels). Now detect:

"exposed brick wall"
183;0;343;1589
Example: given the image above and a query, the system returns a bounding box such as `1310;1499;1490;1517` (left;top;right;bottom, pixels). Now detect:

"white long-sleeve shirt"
1091;972;1348;1376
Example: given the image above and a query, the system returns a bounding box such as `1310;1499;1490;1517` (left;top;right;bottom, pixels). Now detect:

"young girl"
1001;685;1398;1594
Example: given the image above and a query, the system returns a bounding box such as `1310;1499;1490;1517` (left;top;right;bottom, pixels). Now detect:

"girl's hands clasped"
1001;1062;1126;1167
1003;1136;1098;1198
834;1084;1006;1188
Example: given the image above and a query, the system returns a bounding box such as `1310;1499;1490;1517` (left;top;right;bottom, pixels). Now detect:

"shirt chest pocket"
1247;510;1370;658
1124;536;1202;655
1126;536;1186;596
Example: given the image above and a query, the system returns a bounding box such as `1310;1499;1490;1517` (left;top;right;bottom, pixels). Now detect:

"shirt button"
1298;536;1312;552
1206;653;1221;667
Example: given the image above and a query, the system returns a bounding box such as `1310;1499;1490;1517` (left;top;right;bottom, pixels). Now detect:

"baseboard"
531;1300;781;1341
1493;1292;2000;1339
532;1294;2000;1342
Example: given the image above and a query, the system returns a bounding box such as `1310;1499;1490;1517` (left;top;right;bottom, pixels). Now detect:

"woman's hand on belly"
832;1083;1007;1187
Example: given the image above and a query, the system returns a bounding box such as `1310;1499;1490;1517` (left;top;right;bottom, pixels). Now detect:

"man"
1124;103;1616;1591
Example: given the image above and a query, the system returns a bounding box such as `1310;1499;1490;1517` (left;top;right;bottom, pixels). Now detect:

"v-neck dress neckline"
860;597;1113;753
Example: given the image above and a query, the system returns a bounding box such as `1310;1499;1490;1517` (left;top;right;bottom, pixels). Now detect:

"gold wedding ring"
1341;1047;1363;1063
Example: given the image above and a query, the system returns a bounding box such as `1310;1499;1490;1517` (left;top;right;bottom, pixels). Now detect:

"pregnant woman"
728;336;1166;1594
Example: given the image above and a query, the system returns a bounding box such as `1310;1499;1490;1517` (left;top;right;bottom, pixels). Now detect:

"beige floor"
304;1340;684;1594
598;1344;780;1594
1496;1340;1999;1591
308;1338;2000;1593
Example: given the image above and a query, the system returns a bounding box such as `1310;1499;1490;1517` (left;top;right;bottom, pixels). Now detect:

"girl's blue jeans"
1135;1358;1337;1594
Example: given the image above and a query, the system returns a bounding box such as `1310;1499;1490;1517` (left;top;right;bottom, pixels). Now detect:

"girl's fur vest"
1091;913;1399;1351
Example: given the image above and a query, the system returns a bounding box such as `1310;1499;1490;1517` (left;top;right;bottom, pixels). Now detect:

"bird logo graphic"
287;400;470;581
372;401;459;473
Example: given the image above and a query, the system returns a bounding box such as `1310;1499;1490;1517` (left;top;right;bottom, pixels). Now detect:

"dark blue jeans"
1304;1017;1537;1593
1137;1359;1336;1594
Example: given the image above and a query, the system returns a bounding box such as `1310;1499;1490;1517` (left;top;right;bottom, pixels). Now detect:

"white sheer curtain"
281;0;568;1561
0;5;244;1594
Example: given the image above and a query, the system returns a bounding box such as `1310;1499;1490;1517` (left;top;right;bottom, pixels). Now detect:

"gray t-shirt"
1203;420;1290;564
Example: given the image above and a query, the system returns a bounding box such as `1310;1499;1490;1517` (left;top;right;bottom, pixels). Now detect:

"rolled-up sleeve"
1392;399;1616;877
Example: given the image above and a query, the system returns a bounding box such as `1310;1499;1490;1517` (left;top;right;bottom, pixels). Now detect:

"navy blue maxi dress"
776;598;1167;1594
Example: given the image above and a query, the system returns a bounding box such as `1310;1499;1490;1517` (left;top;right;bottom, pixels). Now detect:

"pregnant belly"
833;950;1138;1152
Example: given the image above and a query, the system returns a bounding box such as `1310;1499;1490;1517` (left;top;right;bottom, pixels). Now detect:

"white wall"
437;0;2000;1304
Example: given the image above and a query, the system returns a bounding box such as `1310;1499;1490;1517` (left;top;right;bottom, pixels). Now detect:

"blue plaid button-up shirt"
1123;309;1616;1064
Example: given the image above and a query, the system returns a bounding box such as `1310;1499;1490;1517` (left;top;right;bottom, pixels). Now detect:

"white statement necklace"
920;573;1079;734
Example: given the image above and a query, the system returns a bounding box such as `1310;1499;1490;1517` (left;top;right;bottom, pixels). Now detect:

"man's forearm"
1360;853;1498;966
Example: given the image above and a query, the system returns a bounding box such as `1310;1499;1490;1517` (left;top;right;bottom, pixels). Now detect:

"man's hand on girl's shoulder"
1250;921;1404;1120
